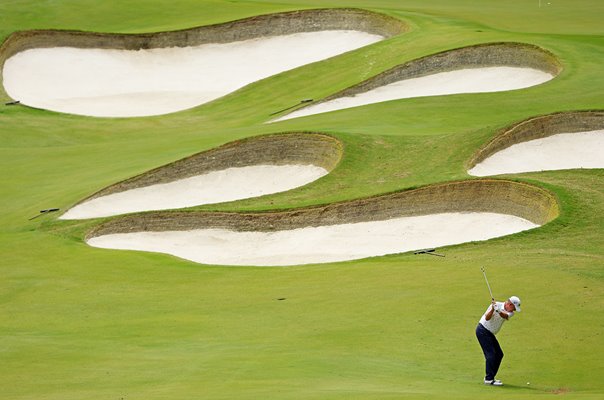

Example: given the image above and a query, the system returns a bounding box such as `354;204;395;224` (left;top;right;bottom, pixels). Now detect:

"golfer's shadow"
495;383;540;392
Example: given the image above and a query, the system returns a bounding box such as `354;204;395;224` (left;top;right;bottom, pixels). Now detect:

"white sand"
87;212;538;266
469;130;604;176
60;164;328;219
2;31;383;117
272;67;554;121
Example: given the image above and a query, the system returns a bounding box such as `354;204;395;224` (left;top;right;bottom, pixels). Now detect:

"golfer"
475;296;522;386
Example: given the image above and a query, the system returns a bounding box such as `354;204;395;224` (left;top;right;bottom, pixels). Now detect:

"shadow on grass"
497;383;543;392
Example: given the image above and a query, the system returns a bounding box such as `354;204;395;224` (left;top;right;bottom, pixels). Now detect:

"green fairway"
1;1;603;399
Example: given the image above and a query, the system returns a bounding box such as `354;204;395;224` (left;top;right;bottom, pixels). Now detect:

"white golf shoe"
484;379;503;386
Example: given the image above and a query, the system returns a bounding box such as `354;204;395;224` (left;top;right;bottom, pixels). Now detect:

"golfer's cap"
509;296;521;312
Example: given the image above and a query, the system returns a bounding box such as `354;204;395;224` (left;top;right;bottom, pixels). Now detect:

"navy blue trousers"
476;323;504;381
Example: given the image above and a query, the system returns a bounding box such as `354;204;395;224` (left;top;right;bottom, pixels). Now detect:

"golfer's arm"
496;310;510;320
485;307;495;321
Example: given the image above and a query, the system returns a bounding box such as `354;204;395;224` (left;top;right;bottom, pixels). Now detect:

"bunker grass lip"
271;42;562;122
61;132;343;219
467;110;604;176
87;179;559;236
85;179;559;266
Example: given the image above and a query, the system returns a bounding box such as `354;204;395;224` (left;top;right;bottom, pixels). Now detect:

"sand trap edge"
273;42;562;119
86;179;559;240
64;132;343;212
0;8;408;101
467;110;604;170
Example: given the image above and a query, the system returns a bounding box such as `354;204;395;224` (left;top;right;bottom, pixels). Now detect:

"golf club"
481;266;494;301
29;208;60;220
269;99;313;116
413;248;445;257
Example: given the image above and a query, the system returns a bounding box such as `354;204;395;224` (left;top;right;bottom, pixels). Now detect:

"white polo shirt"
479;302;514;335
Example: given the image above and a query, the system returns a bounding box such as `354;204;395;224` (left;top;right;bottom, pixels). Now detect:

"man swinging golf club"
476;267;522;386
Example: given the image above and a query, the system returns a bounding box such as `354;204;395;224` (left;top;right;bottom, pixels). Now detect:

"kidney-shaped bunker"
468;110;604;176
61;132;343;219
272;42;561;122
0;9;406;117
86;179;559;266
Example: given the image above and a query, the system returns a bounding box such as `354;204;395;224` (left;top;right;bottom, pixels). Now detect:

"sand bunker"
1;9;406;117
3;31;382;117
469;130;604;176
88;212;537;266
61;165;328;219
468;111;604;176
271;42;561;122
61;133;342;219
274;67;553;121
86;179;559;266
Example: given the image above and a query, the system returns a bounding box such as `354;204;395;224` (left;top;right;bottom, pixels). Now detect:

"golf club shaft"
481;267;494;301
